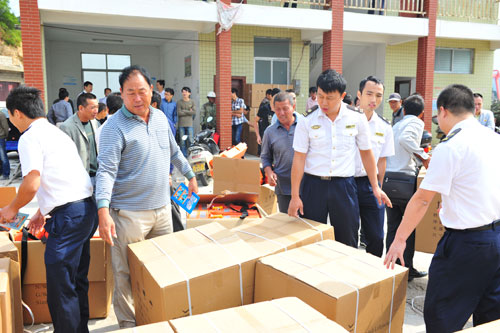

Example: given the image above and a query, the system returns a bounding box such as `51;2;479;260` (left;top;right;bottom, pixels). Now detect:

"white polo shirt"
420;117;500;229
354;112;394;177
18;119;93;215
293;102;371;177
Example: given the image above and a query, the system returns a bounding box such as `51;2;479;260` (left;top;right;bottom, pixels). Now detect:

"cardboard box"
415;170;444;253
0;232;18;262
244;84;273;108
169;297;348;332
186;192;265;229
128;215;333;325
0;258;22;333
461;319;500;331
0;187;16;207
212;156;261;194
257;184;278;215
255;240;408;333
14;238;112;324
110;321;175;332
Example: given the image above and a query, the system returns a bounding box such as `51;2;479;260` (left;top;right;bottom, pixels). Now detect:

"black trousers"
385;200;416;269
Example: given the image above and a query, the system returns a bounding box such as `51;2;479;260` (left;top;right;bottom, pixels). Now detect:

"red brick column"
215;3;232;149
322;0;343;72
416;0;437;131
20;0;45;103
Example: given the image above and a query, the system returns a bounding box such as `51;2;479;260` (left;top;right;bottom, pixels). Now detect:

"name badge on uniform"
345;124;355;129
375;132;384;137
311;125;321;130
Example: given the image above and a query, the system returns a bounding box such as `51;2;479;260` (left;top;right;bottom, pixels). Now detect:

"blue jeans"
0;138;9;177
232;123;243;146
179;126;193;157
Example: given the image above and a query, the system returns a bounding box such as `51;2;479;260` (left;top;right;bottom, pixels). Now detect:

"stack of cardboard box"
0;235;22;333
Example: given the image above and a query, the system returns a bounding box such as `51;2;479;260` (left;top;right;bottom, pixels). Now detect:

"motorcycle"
185;117;220;186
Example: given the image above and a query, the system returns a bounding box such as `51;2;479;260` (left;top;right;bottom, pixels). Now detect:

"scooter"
185;117;220;186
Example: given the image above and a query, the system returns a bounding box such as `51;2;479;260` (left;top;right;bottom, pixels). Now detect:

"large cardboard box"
257;184;278;215
461;319;500;331
0;186;16;207
212;156;261;194
0;258;22;333
169;297;348;332
255;240;408;333
244;84;273;108
14;238;112;324
128;215;333;325
415;170;444;253
186;192;265;229
0;232;18;262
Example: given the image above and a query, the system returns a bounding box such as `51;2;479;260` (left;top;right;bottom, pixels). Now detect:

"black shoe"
408;267;427;282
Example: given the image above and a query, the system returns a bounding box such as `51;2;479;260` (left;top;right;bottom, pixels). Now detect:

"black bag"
383;171;417;202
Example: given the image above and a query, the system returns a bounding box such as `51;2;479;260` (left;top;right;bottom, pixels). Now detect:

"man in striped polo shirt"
96;65;197;328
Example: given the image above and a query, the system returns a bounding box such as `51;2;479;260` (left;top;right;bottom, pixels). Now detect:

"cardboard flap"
0;187;16;207
213;157;260;194
197;192;259;204
0;233;18;262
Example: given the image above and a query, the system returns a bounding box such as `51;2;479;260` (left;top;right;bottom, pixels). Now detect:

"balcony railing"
438;0;498;23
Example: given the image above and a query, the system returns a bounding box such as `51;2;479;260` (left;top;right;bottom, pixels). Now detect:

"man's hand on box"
28;209;46;236
288;196;304;218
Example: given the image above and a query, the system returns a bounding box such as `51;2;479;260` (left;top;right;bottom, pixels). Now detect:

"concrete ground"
1;153;472;332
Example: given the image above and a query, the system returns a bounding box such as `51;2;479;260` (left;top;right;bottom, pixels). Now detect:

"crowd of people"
0;64;499;332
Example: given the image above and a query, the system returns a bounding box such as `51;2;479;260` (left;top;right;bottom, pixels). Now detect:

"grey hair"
273;92;294;107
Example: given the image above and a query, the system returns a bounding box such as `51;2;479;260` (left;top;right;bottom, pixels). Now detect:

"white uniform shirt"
293;102;372;177
18;119;92;215
354;112;395;177
420;117;500;229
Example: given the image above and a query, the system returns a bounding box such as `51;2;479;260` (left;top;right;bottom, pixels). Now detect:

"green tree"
0;0;20;47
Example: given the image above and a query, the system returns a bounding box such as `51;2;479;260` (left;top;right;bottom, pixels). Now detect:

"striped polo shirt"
96;105;193;211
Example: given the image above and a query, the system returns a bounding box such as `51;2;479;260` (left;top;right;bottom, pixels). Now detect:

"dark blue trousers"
301;174;359;247
44;197;98;333
355;176;385;257
424;228;500;332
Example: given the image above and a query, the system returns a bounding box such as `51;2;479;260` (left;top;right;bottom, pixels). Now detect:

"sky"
6;0;500;69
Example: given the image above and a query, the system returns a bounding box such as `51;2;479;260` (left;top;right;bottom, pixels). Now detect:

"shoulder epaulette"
346;105;363;114
380;115;390;125
305;105;319;117
441;128;462;143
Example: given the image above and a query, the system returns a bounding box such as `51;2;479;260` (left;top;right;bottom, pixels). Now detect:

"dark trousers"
232;123;243;146
277;194;291;213
301;174;359;247
424;228;500;332
356;177;385;257
386;201;416;268
44;197;98;333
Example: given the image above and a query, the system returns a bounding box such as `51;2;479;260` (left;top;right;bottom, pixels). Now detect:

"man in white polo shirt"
0;86;97;333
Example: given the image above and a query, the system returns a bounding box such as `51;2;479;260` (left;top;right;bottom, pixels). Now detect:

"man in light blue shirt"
96;65;197;328
160;87;177;136
473;93;495;130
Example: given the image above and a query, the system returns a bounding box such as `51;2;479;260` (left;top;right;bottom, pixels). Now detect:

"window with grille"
254;37;290;84
435;48;473;74
81;53;131;97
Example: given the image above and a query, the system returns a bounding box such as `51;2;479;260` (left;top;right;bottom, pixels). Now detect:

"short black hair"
104;87;111;93
343;93;353;105
231;88;238;95
271;88;281;96
316;69;346;95
437;84;474;115
359;75;384;94
473;92;483;99
6;86;45;119
157;80;165;87
58;88;69;100
77;93;97;109
83;81;93;87
309;86;317;94
354;96;359;106
402;94;425;117
151;91;162;107
165;87;174;96
98;102;107;113
119;65;152;88
266;89;273;96
285;89;295;94
182;86;191;93
106;94;123;115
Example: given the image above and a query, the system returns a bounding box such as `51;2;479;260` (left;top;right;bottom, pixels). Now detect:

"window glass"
255;60;271;84
273;61;288;84
453;49;472;74
82;54;106;69
435;49;452;72
83;71;106;98
254;37;290;58
107;72;122;92
107;55;131;70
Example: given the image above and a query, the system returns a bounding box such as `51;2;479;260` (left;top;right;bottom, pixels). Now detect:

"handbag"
383;171;417;202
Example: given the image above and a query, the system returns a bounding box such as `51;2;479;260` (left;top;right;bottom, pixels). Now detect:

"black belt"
305;173;344;181
49;197;93;216
89;172;96;177
445;219;500;232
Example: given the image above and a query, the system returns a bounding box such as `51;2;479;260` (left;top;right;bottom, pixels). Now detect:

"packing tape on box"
297;217;324;241
279;254;360;333
271;300;313;333
150;239;193;316
235;230;288;251
194;227;244;305
203;314;223;333
316;242;396;333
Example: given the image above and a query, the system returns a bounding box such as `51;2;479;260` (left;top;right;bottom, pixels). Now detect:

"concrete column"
416;0;438;131
322;0;344;72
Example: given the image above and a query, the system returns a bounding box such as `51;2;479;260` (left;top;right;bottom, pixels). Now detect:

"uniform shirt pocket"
308;129;325;148
341;127;358;149
156;130;170;149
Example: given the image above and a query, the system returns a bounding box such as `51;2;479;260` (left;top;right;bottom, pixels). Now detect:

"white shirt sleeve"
355;114;372;150
419;144;457;196
18;134;44;177
379;125;395;158
293;117;309;153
